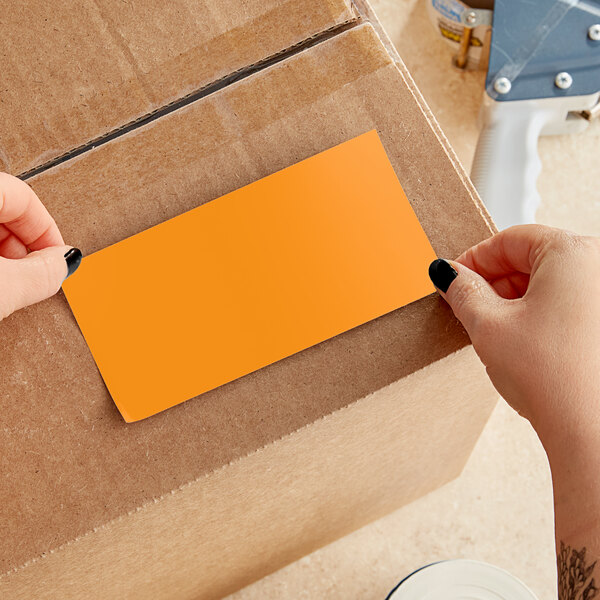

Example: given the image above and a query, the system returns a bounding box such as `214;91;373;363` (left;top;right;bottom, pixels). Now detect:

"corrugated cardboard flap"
0;0;357;176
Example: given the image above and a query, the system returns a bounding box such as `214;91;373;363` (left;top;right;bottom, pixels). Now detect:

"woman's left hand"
0;173;80;322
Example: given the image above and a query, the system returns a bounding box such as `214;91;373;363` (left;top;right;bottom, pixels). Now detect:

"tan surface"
229;1;600;599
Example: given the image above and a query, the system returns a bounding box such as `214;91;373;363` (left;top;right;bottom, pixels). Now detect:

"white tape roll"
387;559;539;600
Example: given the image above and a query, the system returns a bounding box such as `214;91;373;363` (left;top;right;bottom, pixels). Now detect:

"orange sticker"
62;130;437;422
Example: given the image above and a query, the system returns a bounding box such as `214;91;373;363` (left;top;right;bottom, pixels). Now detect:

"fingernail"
64;248;82;279
428;258;458;293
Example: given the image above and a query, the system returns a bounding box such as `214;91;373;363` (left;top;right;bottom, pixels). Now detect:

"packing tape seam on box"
19;17;361;182
356;1;496;235
0;346;471;580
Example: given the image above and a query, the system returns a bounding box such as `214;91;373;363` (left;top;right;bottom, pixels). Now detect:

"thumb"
0;246;82;320
428;258;505;340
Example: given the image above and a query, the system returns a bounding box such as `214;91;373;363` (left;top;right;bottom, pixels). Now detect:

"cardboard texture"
63;131;437;422
0;0;356;176
1;347;496;600
0;4;497;598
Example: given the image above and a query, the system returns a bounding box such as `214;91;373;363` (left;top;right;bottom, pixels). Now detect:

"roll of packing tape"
386;560;539;600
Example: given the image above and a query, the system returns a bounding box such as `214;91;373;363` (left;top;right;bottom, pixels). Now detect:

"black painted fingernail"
428;258;458;293
64;248;82;279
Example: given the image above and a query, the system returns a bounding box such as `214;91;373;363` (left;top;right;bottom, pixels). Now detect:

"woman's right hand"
428;224;600;597
428;224;600;449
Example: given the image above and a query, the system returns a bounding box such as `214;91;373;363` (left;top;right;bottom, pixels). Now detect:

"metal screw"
555;71;573;89
589;24;600;41
494;77;512;94
465;10;477;25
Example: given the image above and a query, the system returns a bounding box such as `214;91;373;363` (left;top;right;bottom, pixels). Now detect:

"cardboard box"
0;3;497;599
0;0;357;177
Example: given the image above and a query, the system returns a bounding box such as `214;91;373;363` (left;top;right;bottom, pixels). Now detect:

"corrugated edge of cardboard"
0;347;497;596
352;0;496;236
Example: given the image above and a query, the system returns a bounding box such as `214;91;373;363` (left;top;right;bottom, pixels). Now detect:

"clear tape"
485;0;578;95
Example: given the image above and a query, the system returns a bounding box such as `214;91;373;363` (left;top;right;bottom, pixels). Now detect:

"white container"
387;559;539;600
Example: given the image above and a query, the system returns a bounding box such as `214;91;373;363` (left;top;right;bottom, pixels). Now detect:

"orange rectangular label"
62;130;437;422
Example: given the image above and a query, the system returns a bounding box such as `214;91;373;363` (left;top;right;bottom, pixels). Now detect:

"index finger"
456;224;562;280
0;173;64;250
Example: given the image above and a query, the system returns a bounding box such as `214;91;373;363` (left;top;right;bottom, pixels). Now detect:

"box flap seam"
19;16;361;182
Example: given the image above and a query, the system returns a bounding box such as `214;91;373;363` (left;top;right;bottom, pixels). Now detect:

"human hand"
428;224;600;448
0;173;81;322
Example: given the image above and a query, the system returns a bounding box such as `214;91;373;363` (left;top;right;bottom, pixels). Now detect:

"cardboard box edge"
351;0;497;236
0;345;498;596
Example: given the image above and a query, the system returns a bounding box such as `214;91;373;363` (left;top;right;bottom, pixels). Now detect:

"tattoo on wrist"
558;541;598;600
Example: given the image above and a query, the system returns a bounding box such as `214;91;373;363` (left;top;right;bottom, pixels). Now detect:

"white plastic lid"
387;559;539;600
